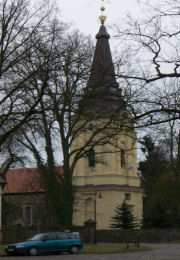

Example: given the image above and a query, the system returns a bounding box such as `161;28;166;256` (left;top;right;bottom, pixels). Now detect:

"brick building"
2;167;63;226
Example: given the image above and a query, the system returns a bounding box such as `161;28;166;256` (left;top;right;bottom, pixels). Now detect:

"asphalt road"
2;243;180;260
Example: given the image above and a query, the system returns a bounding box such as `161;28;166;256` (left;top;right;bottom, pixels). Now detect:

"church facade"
72;22;143;229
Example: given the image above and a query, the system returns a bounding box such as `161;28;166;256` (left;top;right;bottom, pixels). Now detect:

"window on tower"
125;193;131;200
88;148;95;167
121;149;125;167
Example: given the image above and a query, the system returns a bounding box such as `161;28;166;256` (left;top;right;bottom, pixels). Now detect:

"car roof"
35;231;72;235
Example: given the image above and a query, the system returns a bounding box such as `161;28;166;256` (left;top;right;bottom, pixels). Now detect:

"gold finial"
100;6;105;11
99;0;107;24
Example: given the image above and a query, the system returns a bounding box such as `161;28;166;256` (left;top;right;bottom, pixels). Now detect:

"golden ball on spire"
100;6;105;11
99;0;107;24
99;15;107;23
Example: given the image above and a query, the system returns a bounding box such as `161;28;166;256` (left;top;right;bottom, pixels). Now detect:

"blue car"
5;231;82;256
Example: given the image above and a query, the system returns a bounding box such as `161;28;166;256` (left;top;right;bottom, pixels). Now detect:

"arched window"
88;148;95;167
85;198;94;221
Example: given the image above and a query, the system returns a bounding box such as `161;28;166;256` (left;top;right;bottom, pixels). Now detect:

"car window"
70;232;80;238
56;233;69;240
28;234;44;241
43;233;56;240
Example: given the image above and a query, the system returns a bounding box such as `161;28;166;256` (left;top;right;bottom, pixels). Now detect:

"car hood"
8;241;33;247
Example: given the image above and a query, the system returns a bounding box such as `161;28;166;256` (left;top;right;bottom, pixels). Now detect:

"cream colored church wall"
73;189;143;229
71;119;143;229
72;125;138;180
73;174;140;187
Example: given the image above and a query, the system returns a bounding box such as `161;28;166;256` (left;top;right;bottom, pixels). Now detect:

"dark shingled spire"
82;24;125;113
86;24;119;89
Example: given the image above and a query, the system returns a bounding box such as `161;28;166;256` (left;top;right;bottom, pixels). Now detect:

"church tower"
72;4;143;229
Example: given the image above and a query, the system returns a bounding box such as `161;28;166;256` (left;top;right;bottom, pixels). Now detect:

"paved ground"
2;243;180;260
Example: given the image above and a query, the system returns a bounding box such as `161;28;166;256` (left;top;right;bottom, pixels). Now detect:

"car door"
39;233;57;253
56;233;70;251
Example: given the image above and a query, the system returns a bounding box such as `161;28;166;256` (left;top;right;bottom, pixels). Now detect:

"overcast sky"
57;0;141;37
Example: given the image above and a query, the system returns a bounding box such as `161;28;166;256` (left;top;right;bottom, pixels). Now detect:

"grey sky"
58;0;140;37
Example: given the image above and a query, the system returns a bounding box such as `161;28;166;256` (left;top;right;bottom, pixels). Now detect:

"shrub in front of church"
110;200;138;229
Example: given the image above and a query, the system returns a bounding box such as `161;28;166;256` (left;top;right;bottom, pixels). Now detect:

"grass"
0;243;150;256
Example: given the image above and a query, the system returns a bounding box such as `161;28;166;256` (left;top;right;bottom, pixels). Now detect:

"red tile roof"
3;166;63;194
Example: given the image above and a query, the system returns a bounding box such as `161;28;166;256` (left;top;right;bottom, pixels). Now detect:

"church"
1;4;143;231
72;6;143;230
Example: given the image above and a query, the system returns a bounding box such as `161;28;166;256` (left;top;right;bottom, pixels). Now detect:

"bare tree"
0;0;56;147
114;0;180;83
0;134;28;178
112;0;180;125
16;26;94;225
17;22;137;225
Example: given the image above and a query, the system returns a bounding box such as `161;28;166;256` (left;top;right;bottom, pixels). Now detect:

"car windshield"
28;234;44;241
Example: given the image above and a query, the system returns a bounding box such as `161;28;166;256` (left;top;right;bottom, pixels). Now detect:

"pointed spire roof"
81;23;125;114
86;24;119;90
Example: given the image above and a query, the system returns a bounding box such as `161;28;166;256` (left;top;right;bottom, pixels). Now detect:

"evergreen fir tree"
110;200;138;229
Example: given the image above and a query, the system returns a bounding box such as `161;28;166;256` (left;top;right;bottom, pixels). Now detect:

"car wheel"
69;246;79;254
28;246;39;256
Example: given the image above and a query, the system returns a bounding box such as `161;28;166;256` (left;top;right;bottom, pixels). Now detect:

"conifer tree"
110;200;138;229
